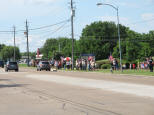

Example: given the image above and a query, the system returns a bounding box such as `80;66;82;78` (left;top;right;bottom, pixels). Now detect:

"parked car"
0;61;4;68
5;61;19;72
37;61;50;71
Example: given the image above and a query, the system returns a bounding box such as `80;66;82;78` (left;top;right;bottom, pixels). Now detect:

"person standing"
149;57;153;72
112;58;116;70
63;60;66;70
132;63;136;69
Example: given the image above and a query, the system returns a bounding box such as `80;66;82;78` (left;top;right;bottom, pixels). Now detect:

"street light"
97;2;122;71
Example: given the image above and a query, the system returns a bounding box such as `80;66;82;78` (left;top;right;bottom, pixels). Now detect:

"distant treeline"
39;21;154;63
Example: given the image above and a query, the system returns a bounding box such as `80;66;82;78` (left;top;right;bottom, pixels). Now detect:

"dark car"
37;61;50;71
5;61;19;72
0;61;4;68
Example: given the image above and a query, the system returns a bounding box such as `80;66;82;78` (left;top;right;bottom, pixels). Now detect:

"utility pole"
59;43;61;52
25;20;30;67
71;0;75;70
13;26;16;61
117;8;122;72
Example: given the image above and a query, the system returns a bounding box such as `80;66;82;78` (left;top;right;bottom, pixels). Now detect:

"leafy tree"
79;21;128;60
0;46;20;61
41;37;73;59
0;44;6;59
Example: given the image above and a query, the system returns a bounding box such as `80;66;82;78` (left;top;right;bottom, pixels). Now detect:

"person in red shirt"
133;64;136;69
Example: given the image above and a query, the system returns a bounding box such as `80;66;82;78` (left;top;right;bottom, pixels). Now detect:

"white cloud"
141;13;154;20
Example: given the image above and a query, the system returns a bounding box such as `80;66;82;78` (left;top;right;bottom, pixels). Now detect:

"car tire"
15;69;18;72
5;69;8;72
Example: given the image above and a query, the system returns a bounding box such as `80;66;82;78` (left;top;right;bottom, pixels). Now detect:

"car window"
0;61;4;64
42;62;49;64
9;62;17;65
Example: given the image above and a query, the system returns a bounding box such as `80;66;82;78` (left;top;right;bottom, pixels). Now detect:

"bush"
101;64;111;69
96;59;111;69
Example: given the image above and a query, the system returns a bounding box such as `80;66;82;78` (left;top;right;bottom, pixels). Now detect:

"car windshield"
0;61;4;64
42;62;49;64
9;62;17;65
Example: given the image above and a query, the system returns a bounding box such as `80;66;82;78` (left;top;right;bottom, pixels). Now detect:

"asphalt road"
0;67;154;115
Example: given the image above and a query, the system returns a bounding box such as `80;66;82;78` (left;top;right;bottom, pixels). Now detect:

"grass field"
19;64;28;67
97;69;154;76
18;64;154;76
19;64;35;69
60;68;154;76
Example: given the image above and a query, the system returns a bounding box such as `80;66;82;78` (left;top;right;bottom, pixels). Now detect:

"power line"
15;19;70;33
29;19;70;31
0;19;70;33
39;23;71;39
28;20;70;35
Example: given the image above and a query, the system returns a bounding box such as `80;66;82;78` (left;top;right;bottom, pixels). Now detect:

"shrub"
96;59;111;69
101;64;111;69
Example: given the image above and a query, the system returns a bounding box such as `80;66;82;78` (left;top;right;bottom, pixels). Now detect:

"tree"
79;21;128;60
0;46;20;61
0;44;6;59
41;37;74;59
112;28;153;62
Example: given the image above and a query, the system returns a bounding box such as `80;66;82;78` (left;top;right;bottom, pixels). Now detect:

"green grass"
19;64;35;69
19;64;28;67
97;69;154;76
18;64;154;76
57;68;154;76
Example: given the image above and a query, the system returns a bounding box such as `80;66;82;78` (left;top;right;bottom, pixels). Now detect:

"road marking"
26;74;154;98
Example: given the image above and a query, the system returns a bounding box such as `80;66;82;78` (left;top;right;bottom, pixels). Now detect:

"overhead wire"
29;19;70;31
39;22;71;39
0;19;70;34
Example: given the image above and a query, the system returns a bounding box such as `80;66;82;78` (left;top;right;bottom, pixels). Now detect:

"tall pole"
13;26;16;61
97;3;122;71
59;43;61;52
71;0;74;70
25;20;30;67
117;8;122;71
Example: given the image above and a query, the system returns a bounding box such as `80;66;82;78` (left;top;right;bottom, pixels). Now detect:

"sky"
0;0;154;52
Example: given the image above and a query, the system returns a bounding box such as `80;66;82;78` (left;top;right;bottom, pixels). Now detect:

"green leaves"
39;21;154;62
41;37;73;60
0;45;20;61
79;21;118;60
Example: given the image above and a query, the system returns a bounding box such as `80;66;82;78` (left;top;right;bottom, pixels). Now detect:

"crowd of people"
75;59;96;71
111;57;154;72
31;55;154;72
48;57;96;71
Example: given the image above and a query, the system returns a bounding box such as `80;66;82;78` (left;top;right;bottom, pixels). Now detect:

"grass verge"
97;69;154;76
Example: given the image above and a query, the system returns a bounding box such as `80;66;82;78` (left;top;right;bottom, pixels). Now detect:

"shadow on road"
0;79;11;81
0;84;29;88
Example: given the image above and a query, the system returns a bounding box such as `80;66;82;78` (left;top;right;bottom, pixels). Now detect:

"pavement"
0;67;154;115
